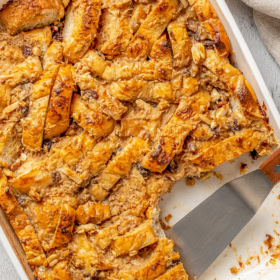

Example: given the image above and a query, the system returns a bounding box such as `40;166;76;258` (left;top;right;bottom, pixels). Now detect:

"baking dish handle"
260;147;280;184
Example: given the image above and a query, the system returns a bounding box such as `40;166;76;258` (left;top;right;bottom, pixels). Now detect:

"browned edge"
0;209;34;279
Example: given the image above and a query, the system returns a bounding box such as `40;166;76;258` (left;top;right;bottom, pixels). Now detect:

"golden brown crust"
44;64;75;139
49;203;75;250
63;0;101;63
142;92;211;172
0;0;64;35
0;173;47;267
111;220;158;257
76;202;111;224
203;49;263;119
192;128;272;170
96;1;132;58
43;41;63;70
167;17;192;68
126;0;178;59
22;66;59;150
90;137;149;201
115;238;180;280
71;93;115;137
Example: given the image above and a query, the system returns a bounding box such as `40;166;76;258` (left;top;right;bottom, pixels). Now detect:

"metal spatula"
166;148;280;279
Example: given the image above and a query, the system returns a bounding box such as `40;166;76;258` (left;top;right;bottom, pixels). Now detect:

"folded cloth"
254;10;280;66
241;0;280;19
240;0;280;66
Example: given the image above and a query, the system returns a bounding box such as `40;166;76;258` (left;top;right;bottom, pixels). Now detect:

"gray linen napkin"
240;0;280;65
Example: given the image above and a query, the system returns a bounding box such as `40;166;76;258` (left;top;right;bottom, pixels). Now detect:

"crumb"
198;171;213;181
240;163;248;174
185;177;195;187
277;195;280;200
160;219;171;230
250;150;258;160
230;266;238;275
229;243;232;248
264;234;274;249
213;171;223;180
164;214;172;223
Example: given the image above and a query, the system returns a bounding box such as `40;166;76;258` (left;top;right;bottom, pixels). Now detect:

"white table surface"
0;0;279;279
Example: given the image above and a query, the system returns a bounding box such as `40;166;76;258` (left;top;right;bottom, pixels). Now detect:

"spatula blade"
166;169;274;279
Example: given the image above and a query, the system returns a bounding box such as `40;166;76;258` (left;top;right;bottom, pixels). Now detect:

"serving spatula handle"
260;147;280;184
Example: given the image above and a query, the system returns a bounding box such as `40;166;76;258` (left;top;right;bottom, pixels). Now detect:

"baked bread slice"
0;0;64;35
0;0;277;279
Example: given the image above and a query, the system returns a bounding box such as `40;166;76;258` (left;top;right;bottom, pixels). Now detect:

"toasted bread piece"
0;174;47;266
0;85;10;113
79;44;172;81
188;0;217;21
49;131;96;169
142;91;211;172
156;264;188;280
76;50;109;78
76;76;128;120
203;50;263;119
0;122;21;168
43;41;63;70
30;200;61;250
10;159;53;194
193;128;274;170
52;261;73;280
118;99;164;140
85;138;118;176
76;202;111;224
167;18;192;68
22;66;59;150
96;2;132;58
201;18;231;56
112;220;158;257
44;64;75;139
91;137;148;200
63;0;101;63
49;203;75;250
71;94;115;137
127;0;178;58
130;3;152;34
117;238;180;279
0;0;64;35
109;79;174;102
69;233;98;276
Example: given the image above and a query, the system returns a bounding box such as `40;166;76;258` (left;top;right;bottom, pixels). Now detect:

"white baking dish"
1;0;280;279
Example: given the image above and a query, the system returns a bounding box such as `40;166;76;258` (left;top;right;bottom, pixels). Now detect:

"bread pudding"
0;0;276;279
